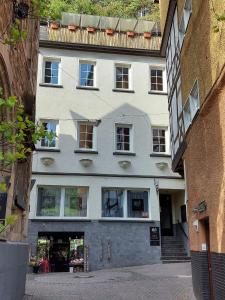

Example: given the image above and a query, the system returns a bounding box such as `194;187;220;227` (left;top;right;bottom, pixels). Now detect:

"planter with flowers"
68;24;77;32
127;31;135;38
50;22;59;30
106;28;114;35
87;26;95;33
144;32;152;39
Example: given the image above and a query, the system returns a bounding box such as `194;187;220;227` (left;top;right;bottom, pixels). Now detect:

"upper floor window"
150;67;166;93
115;64;130;90
40;120;58;148
36;186;88;218
115;124;132;152
43;59;60;85
78;123;96;150
79;62;95;87
152;128;167;153
179;0;192;47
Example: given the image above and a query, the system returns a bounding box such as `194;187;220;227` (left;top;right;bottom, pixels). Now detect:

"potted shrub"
50;22;59;30
105;28;114;35
144;32;152;39
68;24;77;32
87;26;95;33
29;256;40;274
127;30;135;38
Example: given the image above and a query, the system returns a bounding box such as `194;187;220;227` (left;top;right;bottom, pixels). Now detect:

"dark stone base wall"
28;220;161;271
211;252;225;300
191;251;210;300
0;241;28;300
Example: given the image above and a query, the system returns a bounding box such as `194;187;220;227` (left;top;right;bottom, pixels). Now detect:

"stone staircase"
161;236;191;264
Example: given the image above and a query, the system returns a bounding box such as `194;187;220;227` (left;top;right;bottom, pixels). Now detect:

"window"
40;120;58;148
127;190;149;218
115;65;130;89
183;100;191;131
44;60;60;84
102;189;124;217
189;80;200;118
101;188;149;219
78;123;96;150
64;187;87;217
150;68;164;92
79;62;95;87
115;125;132;152
137;7;149;17
36;186;88;218
179;0;192;47
37;187;61;217
152;128;166;153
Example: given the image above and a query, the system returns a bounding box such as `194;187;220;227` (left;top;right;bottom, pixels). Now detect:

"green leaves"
0;215;18;234
0;183;7;192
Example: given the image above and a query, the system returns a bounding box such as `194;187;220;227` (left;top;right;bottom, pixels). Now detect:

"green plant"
0;215;18;235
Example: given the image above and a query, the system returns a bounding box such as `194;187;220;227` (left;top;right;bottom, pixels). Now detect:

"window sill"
148;91;168;95
74;150;98;154
76;86;99;91
39;83;63;88
35;148;61;152
113;151;136;156
112;89;135;93
99;218;154;223
150;153;171;158
31;218;92;222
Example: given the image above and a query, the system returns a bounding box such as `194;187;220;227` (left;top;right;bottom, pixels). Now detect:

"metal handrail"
177;220;189;240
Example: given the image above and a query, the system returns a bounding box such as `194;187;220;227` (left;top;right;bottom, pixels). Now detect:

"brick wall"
211;252;225;300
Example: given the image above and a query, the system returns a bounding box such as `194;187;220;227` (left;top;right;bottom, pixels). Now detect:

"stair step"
162;252;187;256
161;256;190;260
162;259;191;264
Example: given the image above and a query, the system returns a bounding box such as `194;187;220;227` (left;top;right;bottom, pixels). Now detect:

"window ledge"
74;150;98;154
39;83;63;88
99;219;154;223
150;153;171;158
76;86;99;91
31;218;91;222
35;148;61;152
112;89;135;93
113;151;136;156
148;91;168;95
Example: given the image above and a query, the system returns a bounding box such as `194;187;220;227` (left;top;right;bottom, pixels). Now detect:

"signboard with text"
150;226;160;246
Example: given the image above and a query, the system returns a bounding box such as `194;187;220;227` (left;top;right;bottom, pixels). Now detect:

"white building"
28;14;187;271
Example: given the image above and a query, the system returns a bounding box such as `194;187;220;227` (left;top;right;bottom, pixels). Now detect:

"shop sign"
150;226;160;246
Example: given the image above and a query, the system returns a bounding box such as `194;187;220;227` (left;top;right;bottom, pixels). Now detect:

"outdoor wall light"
41;157;55;166
80;158;93;167
155;162;168;170
118;160;131;169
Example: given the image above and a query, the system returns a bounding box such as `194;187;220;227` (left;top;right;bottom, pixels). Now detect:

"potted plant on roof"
127;30;135;38
144;31;152;39
68;24;77;32
105;28;114;35
50;21;59;30
87;26;95;33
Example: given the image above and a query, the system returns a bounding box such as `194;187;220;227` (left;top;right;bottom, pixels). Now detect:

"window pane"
80;63;94;86
127;191;148;218
40;121;57;148
102;189;124;217
116;82;123;89
79;124;94;149
37;187;61;216
64;187;87;217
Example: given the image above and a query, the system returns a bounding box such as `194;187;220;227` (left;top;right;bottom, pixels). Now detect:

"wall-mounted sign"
150;226;160;246
198;201;207;213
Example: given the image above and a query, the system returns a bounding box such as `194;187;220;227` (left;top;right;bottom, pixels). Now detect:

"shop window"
64;187;87;217
102;189;124;217
127;190;149;218
37;186;61;217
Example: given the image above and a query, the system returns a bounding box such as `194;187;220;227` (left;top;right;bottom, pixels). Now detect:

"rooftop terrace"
40;13;161;53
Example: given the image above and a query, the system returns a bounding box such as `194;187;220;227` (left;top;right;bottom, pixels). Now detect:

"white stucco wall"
30;47;185;221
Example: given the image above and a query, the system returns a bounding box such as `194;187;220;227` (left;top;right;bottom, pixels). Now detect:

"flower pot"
87;27;95;33
68;24;77;32
127;31;135;38
144;32;152;39
50;22;59;30
106;28;114;35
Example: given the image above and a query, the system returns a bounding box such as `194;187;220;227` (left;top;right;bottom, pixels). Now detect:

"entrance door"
160;194;173;236
204;219;214;300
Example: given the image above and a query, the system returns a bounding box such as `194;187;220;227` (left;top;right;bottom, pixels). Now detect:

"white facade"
30;47;184;222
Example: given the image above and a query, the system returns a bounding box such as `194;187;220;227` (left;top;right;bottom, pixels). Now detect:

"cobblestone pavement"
24;263;196;300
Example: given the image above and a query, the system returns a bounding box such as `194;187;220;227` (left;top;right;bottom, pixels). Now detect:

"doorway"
160;194;173;236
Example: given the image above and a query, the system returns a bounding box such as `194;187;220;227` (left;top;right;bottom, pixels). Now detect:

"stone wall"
28;220;161;271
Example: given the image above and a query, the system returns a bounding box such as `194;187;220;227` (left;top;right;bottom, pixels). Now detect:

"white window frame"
149;66;167;93
101;188;150;220
77;122;97;151
35;185;89;219
179;0;192;48
78;60;97;88
114;63;132;90
38;119;59;149
115;124;133;153
42;57;61;85
183;99;192;132
152;127;169;154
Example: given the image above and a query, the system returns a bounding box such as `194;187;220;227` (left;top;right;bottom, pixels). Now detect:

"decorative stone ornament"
41;157;55;166
80;158;93;167
118;160;131;169
155;162;168;170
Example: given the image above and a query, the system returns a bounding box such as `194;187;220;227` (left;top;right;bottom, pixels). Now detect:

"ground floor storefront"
24;263;195;300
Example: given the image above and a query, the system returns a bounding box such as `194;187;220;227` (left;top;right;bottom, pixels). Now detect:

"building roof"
40;13;162;55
